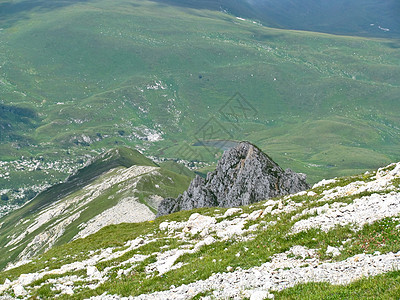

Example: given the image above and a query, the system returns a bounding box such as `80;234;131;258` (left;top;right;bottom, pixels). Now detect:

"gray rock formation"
157;142;309;216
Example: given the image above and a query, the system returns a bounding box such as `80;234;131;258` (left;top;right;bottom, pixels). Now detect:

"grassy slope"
0;147;155;227
0;165;399;298
0;147;193;270
0;0;399;191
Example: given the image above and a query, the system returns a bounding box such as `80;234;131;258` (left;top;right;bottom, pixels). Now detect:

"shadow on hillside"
0;0;91;28
146;0;400;39
0;104;39;143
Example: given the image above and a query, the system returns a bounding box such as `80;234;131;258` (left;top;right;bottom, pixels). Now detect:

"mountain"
0;161;399;298
158;141;309;216
0;147;193;271
1;0;400;212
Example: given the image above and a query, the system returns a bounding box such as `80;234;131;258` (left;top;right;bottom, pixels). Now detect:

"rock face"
157;142;309;216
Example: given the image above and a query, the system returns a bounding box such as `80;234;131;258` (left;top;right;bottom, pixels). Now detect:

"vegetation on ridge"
0;163;399;299
0;147;193;270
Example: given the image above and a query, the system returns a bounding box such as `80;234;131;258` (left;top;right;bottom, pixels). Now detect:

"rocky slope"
158;142;309;216
0;147;193;271
0;161;399;298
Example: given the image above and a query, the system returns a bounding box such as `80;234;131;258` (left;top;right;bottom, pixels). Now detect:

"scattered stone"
312;179;336;189
326;246;341;257
129;249;400;300
13;284;27;297
87;266;101;279
159;222;169;231
3;160;400;300
223;208;243;218
248;210;264;221
249;290;274;300
183;213;216;235
291;192;400;234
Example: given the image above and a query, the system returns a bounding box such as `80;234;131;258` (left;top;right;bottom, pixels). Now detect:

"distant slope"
0;147;192;270
0;161;399;298
246;0;400;38
0;0;400;206
150;0;400;38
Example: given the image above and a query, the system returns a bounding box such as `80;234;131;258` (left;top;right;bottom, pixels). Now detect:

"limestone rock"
158;142;309;216
13;284;27;297
326;246;341;257
250;290;275;300
182;213;216;235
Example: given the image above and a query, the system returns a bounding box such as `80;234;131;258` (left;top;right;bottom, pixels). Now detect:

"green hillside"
0;0;400;204
0;162;399;298
0;147;192;270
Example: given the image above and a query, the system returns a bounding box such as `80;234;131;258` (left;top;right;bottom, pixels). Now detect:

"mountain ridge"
0;147;193;271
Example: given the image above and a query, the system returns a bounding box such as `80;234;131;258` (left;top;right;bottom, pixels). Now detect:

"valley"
1;0;400;213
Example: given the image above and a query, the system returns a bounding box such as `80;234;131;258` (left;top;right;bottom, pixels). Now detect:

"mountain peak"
157;141;309;216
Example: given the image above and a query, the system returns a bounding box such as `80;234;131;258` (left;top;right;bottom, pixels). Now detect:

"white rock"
147;249;192;275
390;164;400;176
263;200;277;207
183;213;216;235
292;192;400;234
248;210;264;221
18;273;39;285
13;284;27;297
87;266;101;279
326;246;341;257
216;220;246;240
61;286;74;295
313;178;336;189
294;191;307;197
159;222;169;231
290;245;315;259
76;197;155;239
223;208;242;218
194;236;215;251
263;206;274;214
250;290;274;300
248;224;259;231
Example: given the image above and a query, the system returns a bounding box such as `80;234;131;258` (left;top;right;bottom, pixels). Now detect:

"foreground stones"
90;248;400;300
1;162;400;299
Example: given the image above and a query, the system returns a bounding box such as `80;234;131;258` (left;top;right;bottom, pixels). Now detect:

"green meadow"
1;0;400;192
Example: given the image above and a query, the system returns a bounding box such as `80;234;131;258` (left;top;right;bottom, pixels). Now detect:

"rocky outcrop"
157;142;309;216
